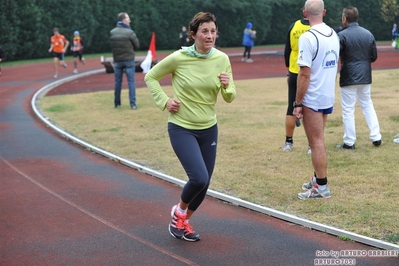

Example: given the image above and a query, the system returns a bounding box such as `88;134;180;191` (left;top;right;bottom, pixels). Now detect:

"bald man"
293;0;340;199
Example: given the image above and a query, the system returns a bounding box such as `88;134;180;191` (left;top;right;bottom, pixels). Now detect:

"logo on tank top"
322;50;338;69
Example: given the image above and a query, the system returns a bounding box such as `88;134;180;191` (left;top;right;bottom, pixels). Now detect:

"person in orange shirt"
48;28;69;79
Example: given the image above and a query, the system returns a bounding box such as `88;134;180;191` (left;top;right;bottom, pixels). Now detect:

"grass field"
40;68;399;245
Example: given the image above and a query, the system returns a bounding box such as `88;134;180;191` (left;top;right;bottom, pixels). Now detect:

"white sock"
177;204;187;214
317;184;327;191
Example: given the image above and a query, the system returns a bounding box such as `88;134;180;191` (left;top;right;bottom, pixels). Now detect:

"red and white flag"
140;32;156;73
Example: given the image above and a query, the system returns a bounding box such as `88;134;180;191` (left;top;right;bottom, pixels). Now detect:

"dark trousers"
168;123;218;211
286;72;298;115
243;46;252;58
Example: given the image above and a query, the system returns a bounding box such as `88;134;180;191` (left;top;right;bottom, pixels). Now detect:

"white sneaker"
302;176;316;190
73;69;78;74
82;58;86;65
298;184;331;200
307;146;312;154
241;58;246;62
282;142;293;151
54;74;58;79
63;62;67;68
246;58;253;63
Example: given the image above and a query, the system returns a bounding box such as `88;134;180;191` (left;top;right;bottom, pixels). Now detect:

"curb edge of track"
31;68;399;252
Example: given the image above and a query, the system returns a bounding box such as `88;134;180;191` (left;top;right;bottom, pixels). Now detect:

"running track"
1;47;398;266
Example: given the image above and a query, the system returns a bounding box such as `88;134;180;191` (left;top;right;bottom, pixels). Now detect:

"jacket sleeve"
0;46;5;61
130;31;140;50
338;32;345;56
144;54;176;110
284;23;294;68
370;38;377;63
220;56;236;103
250;30;256;39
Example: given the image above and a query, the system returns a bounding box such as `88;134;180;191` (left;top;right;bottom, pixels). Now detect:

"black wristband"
293;101;303;108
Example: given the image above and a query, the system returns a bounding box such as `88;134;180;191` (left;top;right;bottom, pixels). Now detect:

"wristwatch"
293;101;303;108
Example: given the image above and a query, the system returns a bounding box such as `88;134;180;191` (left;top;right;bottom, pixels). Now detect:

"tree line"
0;0;397;61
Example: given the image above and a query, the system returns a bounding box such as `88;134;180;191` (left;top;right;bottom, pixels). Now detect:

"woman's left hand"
218;72;229;88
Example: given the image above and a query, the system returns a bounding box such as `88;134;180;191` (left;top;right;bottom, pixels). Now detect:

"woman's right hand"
166;98;181;113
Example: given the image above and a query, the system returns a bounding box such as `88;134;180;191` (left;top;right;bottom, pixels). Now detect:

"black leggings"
286;72;298;116
243;46;252;58
168;123;218;211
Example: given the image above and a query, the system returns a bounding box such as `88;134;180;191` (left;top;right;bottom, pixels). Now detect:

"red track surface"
1;46;398;266
47;46;398;96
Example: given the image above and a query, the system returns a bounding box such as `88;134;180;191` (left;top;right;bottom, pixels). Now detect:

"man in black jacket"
337;6;381;149
110;12;140;109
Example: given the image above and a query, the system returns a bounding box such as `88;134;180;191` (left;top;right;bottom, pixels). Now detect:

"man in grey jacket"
337;6;381;149
110;12;140;109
